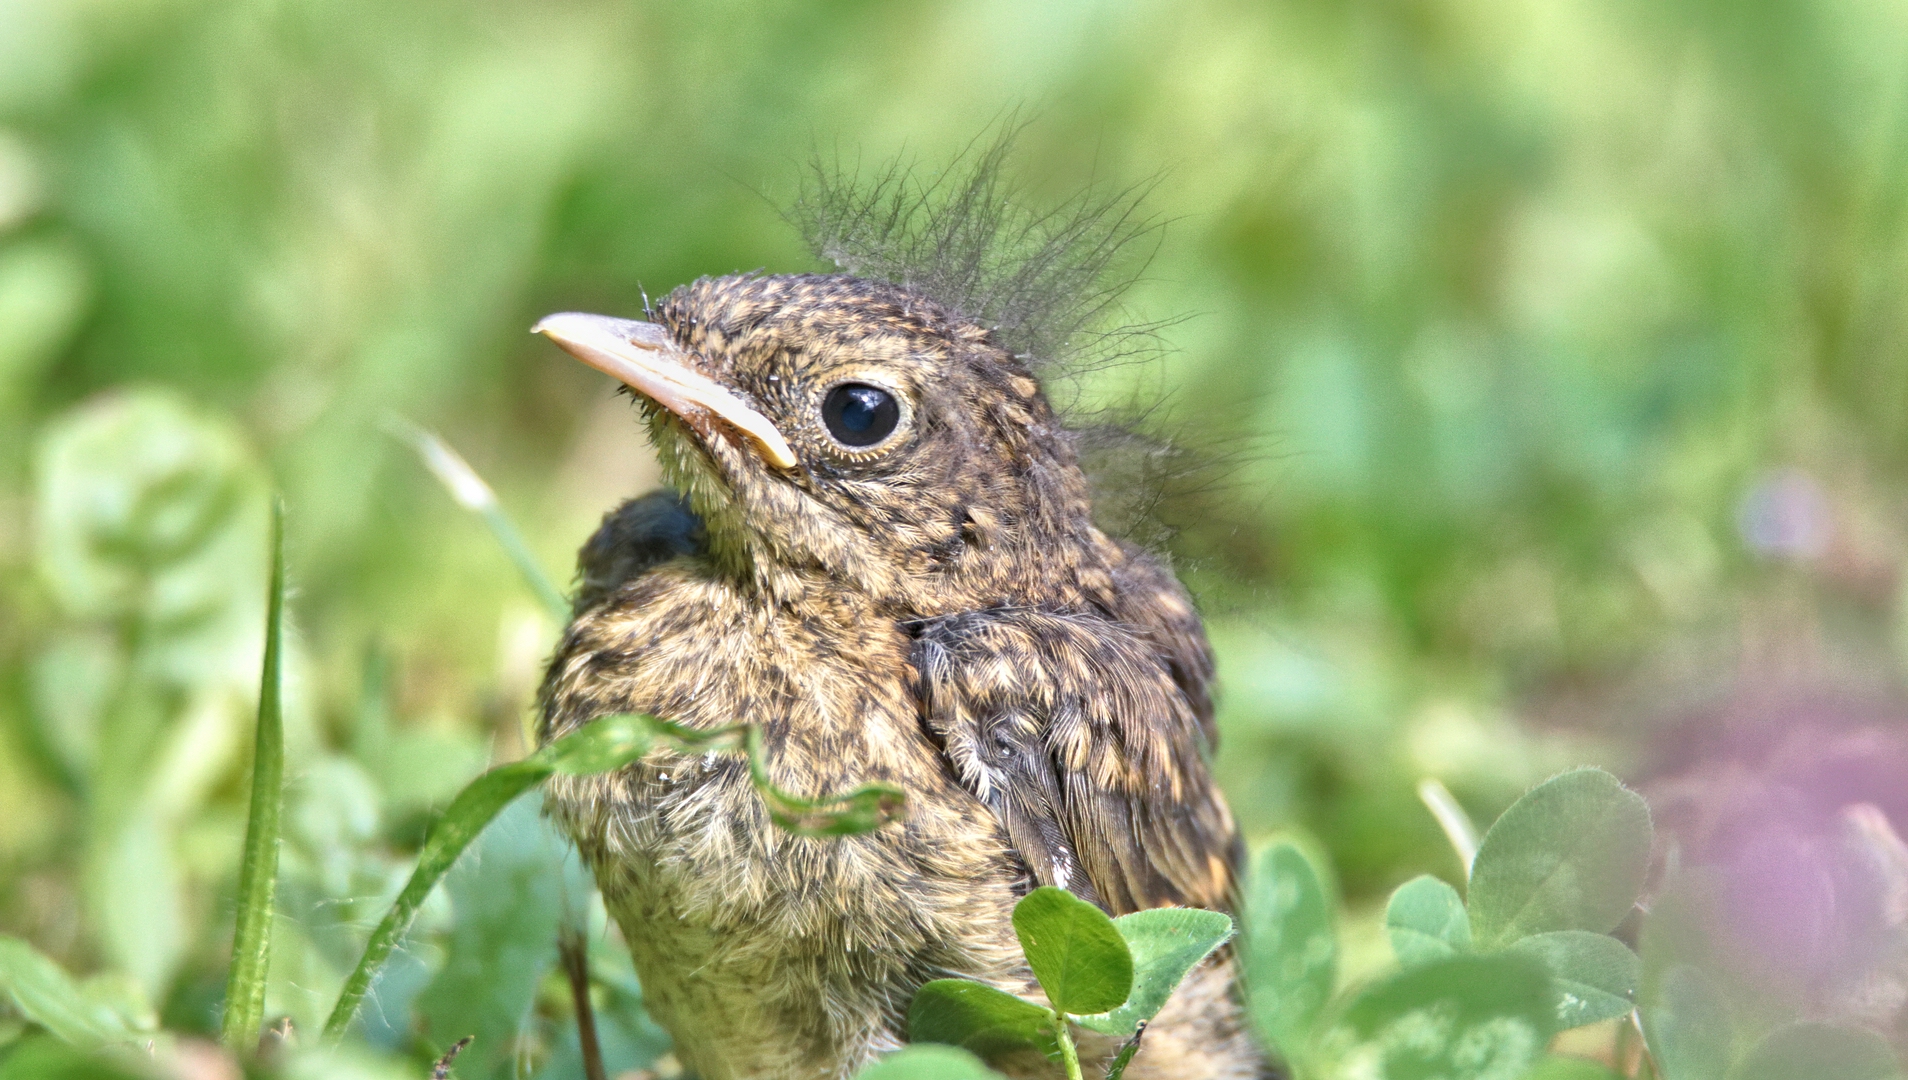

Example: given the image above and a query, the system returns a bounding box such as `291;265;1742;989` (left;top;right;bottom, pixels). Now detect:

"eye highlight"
821;383;901;448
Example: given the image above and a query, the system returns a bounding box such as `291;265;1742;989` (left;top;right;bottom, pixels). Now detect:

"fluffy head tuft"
786;122;1167;384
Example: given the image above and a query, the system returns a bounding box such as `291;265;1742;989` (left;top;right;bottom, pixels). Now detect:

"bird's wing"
912;609;1240;914
572;489;706;614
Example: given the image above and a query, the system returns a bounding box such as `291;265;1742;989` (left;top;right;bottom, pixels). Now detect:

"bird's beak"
533;312;798;470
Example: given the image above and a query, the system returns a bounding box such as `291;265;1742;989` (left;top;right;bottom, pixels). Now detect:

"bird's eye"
821;383;901;448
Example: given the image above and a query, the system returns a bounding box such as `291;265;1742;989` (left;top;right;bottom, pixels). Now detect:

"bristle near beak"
534;311;798;470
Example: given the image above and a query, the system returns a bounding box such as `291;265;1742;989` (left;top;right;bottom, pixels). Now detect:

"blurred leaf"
907;979;1054;1061
322;712;665;1042
857;1044;1006;1080
1241;842;1336;1058
33;389;268;683
84;814;184;1005
1641;965;1733;1080
73;977;153;1038
1530;1057;1623;1080
0;937;131;1047
1505;931;1638;1030
25;631;117;789
1077;907;1232;1038
1324;953;1556;1080
220;497;285;1054
1385;874;1472;966
1732;1022;1901;1080
278;1041;425;1080
1012;886;1133;1017
1467;769;1653;949
0;237;88;409
0;1035;152;1080
413;797;588;1080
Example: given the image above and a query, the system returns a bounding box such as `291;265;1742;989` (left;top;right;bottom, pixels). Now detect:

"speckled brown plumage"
538;271;1266;1079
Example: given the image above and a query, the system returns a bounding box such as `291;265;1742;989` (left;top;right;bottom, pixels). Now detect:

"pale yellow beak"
533;312;798;470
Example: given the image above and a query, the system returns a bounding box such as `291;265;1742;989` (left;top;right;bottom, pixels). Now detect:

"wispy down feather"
786;122;1166;379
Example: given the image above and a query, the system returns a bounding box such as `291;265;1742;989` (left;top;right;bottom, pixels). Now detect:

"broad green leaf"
1324;953;1556;1080
1241;842;1336;1057
220;497;286;1053
857;1044;1006;1079
1385;875;1472;966
1012;887;1134;1016
1641;965;1733;1080
414;797;590;1080
1505;931;1638;1030
1467;769;1652;948
0;937;132;1047
1732;1022;1902;1080
908;979;1055;1060
1077;907;1233;1037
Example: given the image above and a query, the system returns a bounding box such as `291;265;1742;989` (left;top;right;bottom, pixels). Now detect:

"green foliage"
1242;842;1337;1060
857;1044;1005;1080
1012;887;1134;1017
1322;954;1556;1080
10;2;1908;1076
1732;1023;1904;1080
219;497;286;1053
1638;965;1733;1080
1373;771;1651;1044
323;711;689;1042
1503;932;1639;1031
908;980;1057;1062
0;1036;153;1080
1384;875;1471;966
1466;770;1653;949
0;938;134;1048
1076;907;1233;1039
908;886;1232;1080
412;798;590;1080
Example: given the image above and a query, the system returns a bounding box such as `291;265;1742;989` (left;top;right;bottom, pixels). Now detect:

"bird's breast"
539;563;1032;1078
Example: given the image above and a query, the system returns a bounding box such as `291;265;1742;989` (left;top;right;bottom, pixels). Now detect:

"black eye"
821;383;900;447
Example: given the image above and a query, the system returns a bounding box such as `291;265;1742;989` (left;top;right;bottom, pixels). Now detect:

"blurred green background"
5;0;1908;1074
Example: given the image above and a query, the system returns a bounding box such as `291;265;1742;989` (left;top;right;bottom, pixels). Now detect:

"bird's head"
536;272;1108;612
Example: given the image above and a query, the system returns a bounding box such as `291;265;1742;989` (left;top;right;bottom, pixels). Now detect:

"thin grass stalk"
389;418;569;622
320;757;554;1043
220;496;287;1053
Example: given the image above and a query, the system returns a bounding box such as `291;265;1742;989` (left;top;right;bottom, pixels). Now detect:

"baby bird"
535;265;1263;1079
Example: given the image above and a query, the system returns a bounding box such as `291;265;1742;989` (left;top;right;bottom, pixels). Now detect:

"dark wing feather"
572;489;705;614
913;608;1238;915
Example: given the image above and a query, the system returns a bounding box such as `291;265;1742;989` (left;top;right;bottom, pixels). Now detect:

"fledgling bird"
535;153;1265;1080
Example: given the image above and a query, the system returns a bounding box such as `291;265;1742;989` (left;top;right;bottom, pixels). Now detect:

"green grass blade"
323;714;659;1043
390;418;570;622
220;496;287;1053
320;758;553;1044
